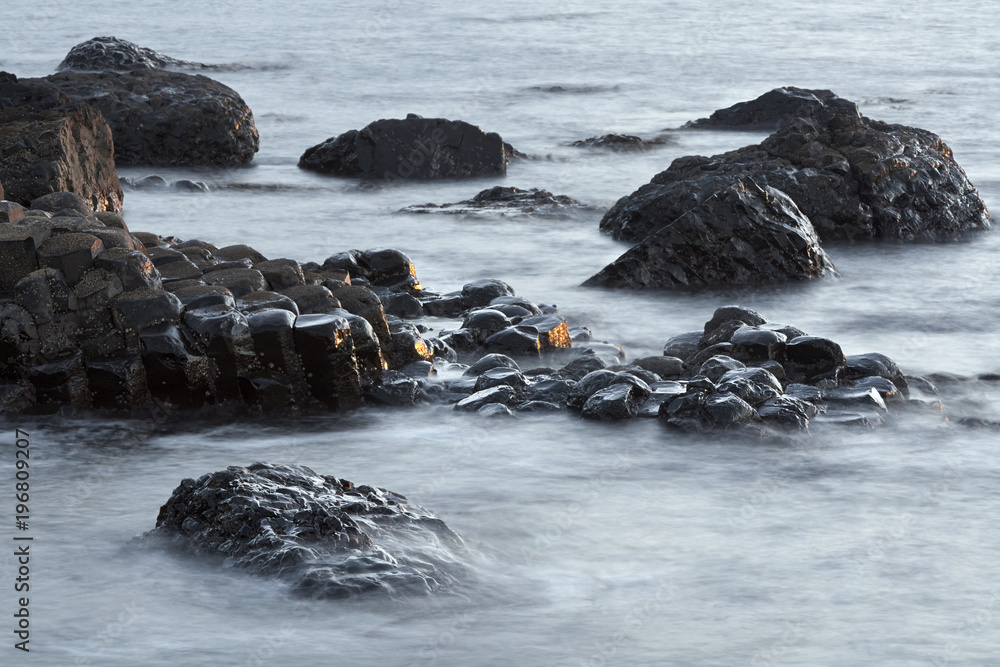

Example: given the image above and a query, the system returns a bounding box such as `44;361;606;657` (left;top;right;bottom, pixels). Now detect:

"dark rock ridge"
57;36;205;72
585;179;836;289
298;114;508;180
399;186;598;218
0;196;580;416
0;73;123;212
27;39;260;166
146;462;465;598
602;89;990;244
683;87;862;132
571;133;674;151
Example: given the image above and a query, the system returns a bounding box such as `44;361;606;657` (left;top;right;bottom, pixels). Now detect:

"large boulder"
299;114;507;180
603;92;990;243
584;179;835;289
146;463;464;598
684;87;862;132
36;40;258;166
0;73;122;212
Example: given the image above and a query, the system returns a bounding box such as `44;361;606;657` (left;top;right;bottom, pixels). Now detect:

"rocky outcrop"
585;179;835;289
683;87;862;132
0;73;123;212
0;197;439;415
28;39;259;167
146;462;465;598
399;186;597;218
602;91;990;244
299;114;508;180
571;133;673;151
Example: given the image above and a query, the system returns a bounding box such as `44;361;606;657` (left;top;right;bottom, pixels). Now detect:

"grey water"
2;1;1000;665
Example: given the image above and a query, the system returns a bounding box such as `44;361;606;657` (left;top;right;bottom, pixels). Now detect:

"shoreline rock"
399;186;598;218
0;73;123;212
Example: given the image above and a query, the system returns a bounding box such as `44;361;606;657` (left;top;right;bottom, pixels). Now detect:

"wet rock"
604;94;990;243
365;370;420;406
156;259;203;283
57;36;203;72
246;308;302;381
183;306;257;400
757;395;816;429
557;353;607;381
93;248;161;291
172;284;235;311
299;116;506;180
571;133;673;151
148;463;462;598
784;335;845;383
699;355;746;383
39;66;259;166
634;355;684;378
420;294;465;318
478;403;515;418
842;352;908;396
473;367;528;392
0;224;47;293
663;331;702;361
26;353;90;410
147;246;190;266
454;385;517;411
703;392;758;427
293;313;362;409
464;353;520;376
213;244;267;264
462;309;512;341
278;284;341;315
716;367;783;406
729;327;787;363
585;179;835;289
0;74;122;212
684;87;861;131
852;376;903;405
637;381;687;418
462;279;515;308
581;382;648;421
30;191;93;217
785;383;823;403
516;400;563;413
400;186;596;218
483;325;541;356
85;356;147;411
324;283;391;350
386;323;433;368
566;369;650;410
255;258;305;290
823;385;888;414
112;287;183;337
337;310;385;386
518;314;572;350
490;295;542;316
203;267;267;298
139;323;213;408
523;378;574;404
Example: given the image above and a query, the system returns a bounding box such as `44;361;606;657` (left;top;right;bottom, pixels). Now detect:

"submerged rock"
399;186;597;218
299;115;508;180
603;90;990;243
147;463;464;598
571;133;673;151
584;179;835;289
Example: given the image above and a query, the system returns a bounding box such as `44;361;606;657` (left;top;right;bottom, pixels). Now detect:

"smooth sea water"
2;1;999;665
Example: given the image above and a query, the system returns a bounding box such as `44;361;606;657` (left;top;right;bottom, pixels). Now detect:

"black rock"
293;313;362;408
462;279;515;308
57;36;202;72
473;367;528;392
464;353;521;376
699;355;746;383
757;395;816;429
729;326;788;363
581;383;648;421
684;87;862;132
567;370;651;410
585;179;835;290
605;95;990;243
39;67;259;166
365;370;421;406
454;385;517;411
842;352;909;396
784;336;846;383
703;391;759;427
147;463;463;598
662;331;702;361
299;116;507;180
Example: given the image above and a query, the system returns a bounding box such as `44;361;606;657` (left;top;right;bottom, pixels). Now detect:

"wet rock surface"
29;39;259;167
0;73;123;212
145;462;465;598
399;186;598;218
585;179;836;289
602;89;990;245
683;87;862;132
299;115;508;180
